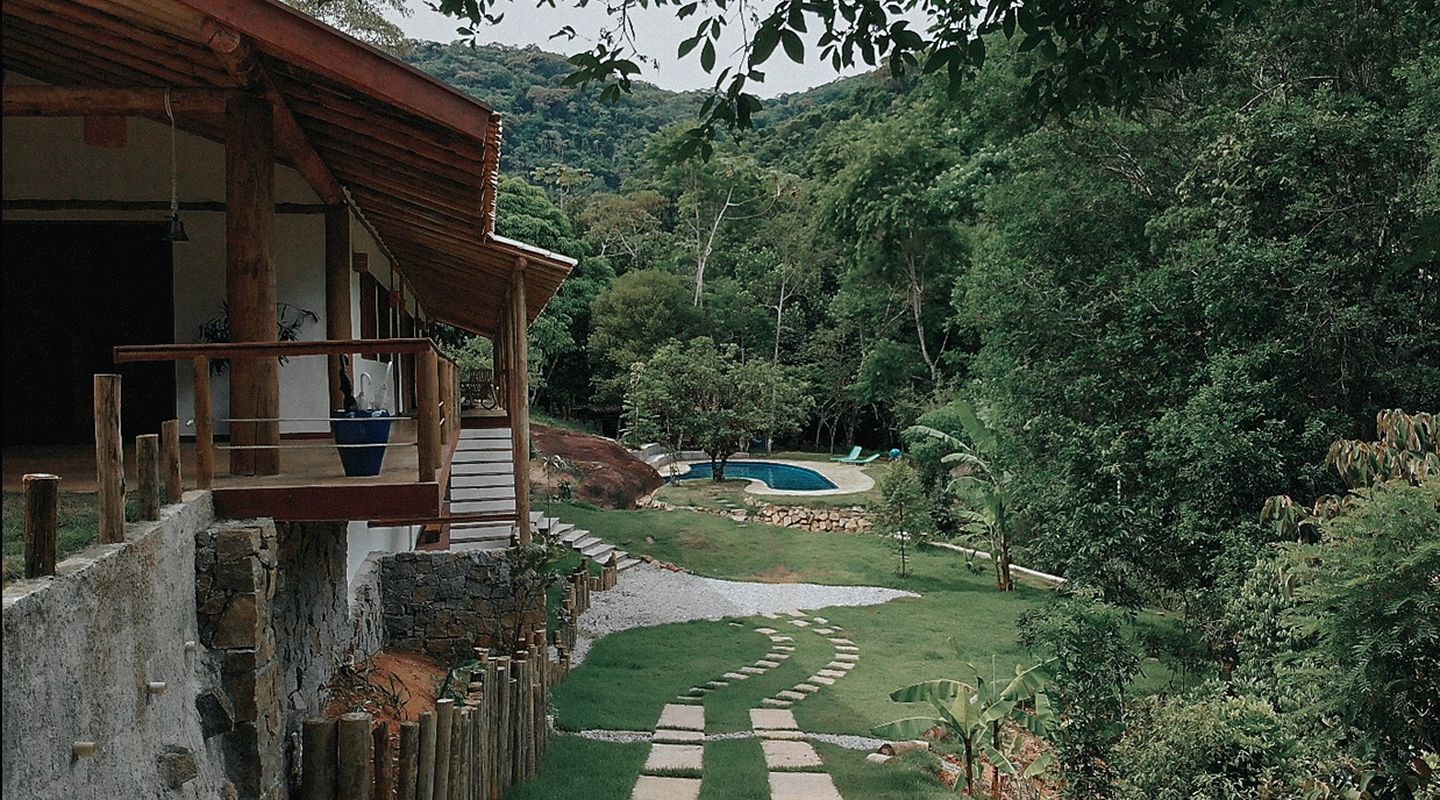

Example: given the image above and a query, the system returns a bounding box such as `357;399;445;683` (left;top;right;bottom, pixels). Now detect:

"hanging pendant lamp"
163;87;189;242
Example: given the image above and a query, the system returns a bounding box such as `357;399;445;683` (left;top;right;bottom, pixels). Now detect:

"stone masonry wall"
2;494;228;800
380;550;546;665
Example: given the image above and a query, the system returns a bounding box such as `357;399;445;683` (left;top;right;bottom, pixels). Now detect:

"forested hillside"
407;20;1438;795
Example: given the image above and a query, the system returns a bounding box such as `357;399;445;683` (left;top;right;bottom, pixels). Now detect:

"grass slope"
2;491;104;581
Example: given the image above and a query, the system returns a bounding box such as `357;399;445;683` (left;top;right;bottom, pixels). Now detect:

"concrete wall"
346;520;420;585
2;101;408;436
1;494;227;800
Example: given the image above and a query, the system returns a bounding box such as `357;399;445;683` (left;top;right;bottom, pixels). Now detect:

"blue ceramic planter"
330;409;393;477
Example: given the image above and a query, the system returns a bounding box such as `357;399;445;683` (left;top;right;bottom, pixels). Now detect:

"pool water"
677;461;838;491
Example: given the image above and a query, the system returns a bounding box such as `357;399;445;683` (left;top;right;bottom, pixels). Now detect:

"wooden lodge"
2;0;576;556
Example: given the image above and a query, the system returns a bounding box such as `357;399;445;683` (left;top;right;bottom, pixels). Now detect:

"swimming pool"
677;461;839;491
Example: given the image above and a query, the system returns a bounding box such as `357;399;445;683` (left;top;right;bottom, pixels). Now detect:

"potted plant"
330;357;394;477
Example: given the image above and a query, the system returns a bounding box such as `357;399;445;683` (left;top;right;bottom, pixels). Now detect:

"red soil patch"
531;424;663;509
324;649;447;726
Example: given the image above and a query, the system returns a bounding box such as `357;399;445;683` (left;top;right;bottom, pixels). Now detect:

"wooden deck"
2;418;454;522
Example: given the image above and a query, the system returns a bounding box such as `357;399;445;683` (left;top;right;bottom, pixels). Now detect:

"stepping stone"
825;662;856;671
739;666;767;675
644;744;704;772
813;628;837;635
728;621;744;627
756;660;782;669
833;653;859;662
673;696;703;704
770;772;843;800
761;739;824;769
754;627;778;635
783;610;808;617
632;775;702;800
653;729;704;744
772;645;796;652
828;638;854;645
770;636;794;643
656;703;705;732
756;729;806;741
789;619;811;628
808;675;836;686
793;684;820;693
705;681;729;689
761;612;781;619
775;690;807;702
835;645;860;653
811;617;829;625
749;709;800;731
723;672;750;681
760;698;793;708
765;653;791;661
687;687;708;696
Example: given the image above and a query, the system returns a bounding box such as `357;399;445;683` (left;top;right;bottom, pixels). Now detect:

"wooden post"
136;434;162;521
493;659;510;792
373;722;393;800
301;718;338;800
417;349;440;482
455;707;471;800
161;419;183;502
325;205;353;412
397;721;420;800
448;707;465;800
417;710;437;800
508;266;531;544
193;358;215;488
226;93;280;476
337;712;373;800
433;699;454;800
22;474;60;578
94;374;125;543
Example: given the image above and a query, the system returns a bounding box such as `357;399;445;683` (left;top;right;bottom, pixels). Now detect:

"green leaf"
752;25;781;64
701;39;717;72
888;679;966;704
678;35;702;59
781;30;805;63
871;716;944;740
1020;752;1055;779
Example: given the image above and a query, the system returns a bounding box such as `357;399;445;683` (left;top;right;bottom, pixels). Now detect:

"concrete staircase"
445;427;639;571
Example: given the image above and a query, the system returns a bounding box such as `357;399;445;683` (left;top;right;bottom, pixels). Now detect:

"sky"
389;0;872;97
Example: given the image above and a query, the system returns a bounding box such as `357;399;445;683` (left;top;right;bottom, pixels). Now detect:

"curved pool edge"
667;458;875;497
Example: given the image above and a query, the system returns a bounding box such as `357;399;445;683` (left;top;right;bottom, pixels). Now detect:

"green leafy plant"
872;659;1055;796
872;460;929;577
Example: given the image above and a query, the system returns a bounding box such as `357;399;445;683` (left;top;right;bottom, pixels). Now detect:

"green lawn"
1;491;107;582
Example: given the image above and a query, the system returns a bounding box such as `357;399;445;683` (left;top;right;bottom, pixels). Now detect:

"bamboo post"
136;433;161;521
193;357;214;488
22;474;60;578
433;699;454;800
94;374;125;543
417;711;437;800
161;419;183;502
397;721;419;800
337;712;373;800
417;348;440;482
373;722;393;800
301;718;338;800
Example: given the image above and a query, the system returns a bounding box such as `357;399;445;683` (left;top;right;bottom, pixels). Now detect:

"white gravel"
571;563;916;664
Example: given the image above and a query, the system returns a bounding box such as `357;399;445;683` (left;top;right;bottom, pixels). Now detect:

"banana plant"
872;660;1056;796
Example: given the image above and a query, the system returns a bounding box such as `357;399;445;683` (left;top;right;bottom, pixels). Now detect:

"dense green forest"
404;10;1440;795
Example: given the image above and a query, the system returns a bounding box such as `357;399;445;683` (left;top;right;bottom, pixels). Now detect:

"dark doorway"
3;221;176;445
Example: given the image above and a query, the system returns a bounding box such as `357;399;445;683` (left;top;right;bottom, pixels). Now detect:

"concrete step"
461;428;511;440
451;499;517;515
450;486;514;502
548;522;575;538
618;557;641;570
450;462;513;477
561;528;589;544
581;542;614;560
451;448;513;464
450;539;509;552
571;536;599;551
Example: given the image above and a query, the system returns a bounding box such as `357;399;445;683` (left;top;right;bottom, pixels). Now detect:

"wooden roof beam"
202;20;344;205
2;85;235;116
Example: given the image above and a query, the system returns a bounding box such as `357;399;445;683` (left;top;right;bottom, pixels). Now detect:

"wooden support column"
417;349;440;482
94;374;125;543
226;93;280;476
508;263;531;544
325;205;352;412
194;358;215;488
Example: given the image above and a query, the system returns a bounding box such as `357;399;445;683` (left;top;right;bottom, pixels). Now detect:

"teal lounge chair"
831;446;862;462
853;453;882;465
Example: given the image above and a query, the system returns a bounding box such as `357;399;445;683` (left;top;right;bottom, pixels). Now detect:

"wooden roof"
0;0;575;336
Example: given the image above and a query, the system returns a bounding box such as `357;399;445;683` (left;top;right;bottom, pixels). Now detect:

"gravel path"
571;563;916;664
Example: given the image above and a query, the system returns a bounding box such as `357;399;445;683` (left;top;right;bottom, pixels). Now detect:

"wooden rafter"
1;84;234;115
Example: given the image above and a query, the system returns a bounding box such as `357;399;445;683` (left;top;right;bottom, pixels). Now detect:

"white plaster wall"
1;113;410;435
345;521;418;585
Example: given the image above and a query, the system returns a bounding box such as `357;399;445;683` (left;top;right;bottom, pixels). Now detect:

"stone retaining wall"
650;499;872;533
379;550;547;665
